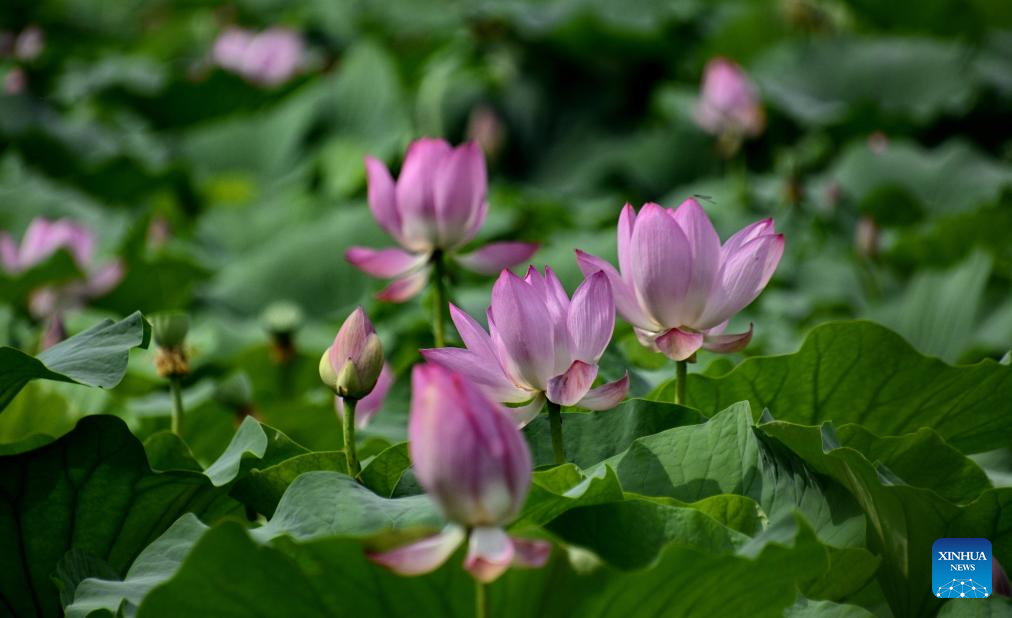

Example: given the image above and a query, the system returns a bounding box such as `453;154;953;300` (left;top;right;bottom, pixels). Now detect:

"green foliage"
0;312;150;411
651;321;1012;453
3;0;1012;615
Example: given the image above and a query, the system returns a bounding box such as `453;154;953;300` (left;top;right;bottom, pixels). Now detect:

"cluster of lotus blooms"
321;108;782;580
1;53;774;583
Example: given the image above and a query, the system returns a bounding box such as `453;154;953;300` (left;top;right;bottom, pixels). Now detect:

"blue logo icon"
932;538;992;598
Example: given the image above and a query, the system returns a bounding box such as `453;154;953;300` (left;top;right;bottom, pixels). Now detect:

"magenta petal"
464;527;515;583
240;28;303;87
696;58;763;137
368;526;465;576
576;373;630;411
17;218;53;268
420;347;529;404
489;270;556;389
433;142;486;248
409;364;532;525
672;198;720;323
510;537;551;568
616;203;636;279
702;324;753;354
376;269;430;303
0;234;16;273
85;261;124;297
505;393;545;427
630;204;692;327
567;271;614;363
19;218;94;270
456;241;539;275
701;232;784;327
721;218;775;258
213;27;252;71
346;247;426;279
654;328;704;361
575;250;657;330
327;307;376;371
542;266;571;316
397;138;452;248
448;304;498;362
546;360;598;407
364;156;403;242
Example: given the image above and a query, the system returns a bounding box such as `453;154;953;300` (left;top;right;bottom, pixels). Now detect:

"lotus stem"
431;250;449;347
475;579;488;618
169;376;185;435
676;360;687;406
547;400;566;465
343;397;361;476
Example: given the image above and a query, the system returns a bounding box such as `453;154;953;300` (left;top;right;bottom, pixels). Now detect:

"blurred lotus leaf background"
1;0;1012;616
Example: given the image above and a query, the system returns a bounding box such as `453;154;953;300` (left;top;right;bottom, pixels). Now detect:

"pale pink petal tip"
654;328;704;362
457;241;539;275
506;394;546;428
368;526;465;576
346;247;425;279
376;269;430;303
546;360;598;407
464;527;515;583
577;373;630;411
702;324;753;354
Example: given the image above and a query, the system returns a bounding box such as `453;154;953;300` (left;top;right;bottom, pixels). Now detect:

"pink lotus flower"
4;67;26;94
346;138;538;302
695;57;764;139
422;267;628;426
335;362;393;428
577;201;783;361
1;218;123;348
368;363;549;582
14;26;44;61
212;26;303;87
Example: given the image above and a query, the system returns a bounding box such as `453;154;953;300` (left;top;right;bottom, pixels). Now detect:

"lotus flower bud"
152;312;191;378
262;300;304;336
151;312;190;349
369;364;550;582
320;307;384;400
695;57;764;140
262;300;303;364
409;363;531;526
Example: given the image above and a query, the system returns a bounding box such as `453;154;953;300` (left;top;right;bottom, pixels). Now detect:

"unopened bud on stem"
319;307;384;399
151;312;190;378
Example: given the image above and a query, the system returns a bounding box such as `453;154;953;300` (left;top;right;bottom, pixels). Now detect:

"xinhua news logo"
933;538;992;599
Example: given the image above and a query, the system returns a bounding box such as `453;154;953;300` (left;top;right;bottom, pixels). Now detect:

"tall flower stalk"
347;138;538;345
151;313;191;435
577;200;783;404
